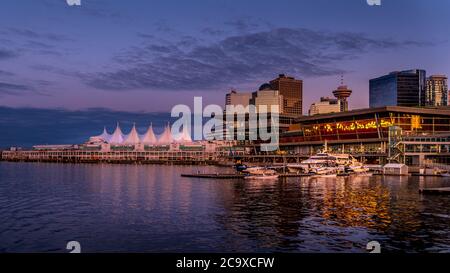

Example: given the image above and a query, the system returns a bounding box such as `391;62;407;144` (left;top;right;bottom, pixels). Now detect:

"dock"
181;173;312;179
181;173;245;179
419;188;450;195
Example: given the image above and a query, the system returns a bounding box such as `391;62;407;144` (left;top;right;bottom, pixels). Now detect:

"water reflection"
1;162;450;253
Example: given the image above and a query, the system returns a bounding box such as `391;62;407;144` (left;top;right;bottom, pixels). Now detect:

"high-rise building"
369;69;427;108
309;97;341;116
333;84;352;112
426;75;448;107
225;90;252;107
250;84;284;113
269;74;303;116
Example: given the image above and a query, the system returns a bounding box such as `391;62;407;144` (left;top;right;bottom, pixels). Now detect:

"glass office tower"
369;69;427;108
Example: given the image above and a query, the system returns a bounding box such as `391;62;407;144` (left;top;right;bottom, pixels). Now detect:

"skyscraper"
269;74;303;116
426;75;448;107
369;69;427;108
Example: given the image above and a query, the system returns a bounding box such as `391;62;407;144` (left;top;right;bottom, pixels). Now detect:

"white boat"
244;169;279;180
287;163;308;173
311;166;338;177
244;174;279;180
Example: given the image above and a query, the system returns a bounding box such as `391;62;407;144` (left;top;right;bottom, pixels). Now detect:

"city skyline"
0;0;449;113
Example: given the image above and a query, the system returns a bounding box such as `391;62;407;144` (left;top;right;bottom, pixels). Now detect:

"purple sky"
0;0;449;114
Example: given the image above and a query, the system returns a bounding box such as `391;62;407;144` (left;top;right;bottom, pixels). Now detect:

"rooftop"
295;106;450;122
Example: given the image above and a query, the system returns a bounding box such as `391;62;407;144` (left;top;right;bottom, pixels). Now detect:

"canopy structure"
140;123;157;145
173;125;193;143
89;122;193;146
109;123;125;144
91;127;111;143
157;124;173;145
123;123;141;145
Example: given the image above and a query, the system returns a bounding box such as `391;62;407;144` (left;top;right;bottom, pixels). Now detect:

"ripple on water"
1;162;450;252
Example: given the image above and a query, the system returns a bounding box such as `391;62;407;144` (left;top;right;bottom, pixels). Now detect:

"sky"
0;0;450;146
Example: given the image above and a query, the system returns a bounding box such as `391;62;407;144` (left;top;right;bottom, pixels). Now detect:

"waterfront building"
426;75;448;106
309;97;341;116
0;121;243;164
279;106;450;165
269;74;303;116
369;69;427;108
225;90;252;107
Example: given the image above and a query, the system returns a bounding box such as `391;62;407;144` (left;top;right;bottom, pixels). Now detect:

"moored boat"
244;169;279;180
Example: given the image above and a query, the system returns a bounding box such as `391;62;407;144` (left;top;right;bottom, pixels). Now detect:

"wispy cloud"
6;27;73;42
83;28;429;92
0;81;51;97
0;48;18;60
0;82;32;96
0;70;14;77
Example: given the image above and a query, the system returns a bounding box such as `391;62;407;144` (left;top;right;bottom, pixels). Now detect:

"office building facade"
426;75;448;106
369;69;427;108
225;90;252;107
309;97;341;116
270;74;303;116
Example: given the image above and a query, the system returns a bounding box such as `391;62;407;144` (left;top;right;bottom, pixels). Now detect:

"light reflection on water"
0;162;450;253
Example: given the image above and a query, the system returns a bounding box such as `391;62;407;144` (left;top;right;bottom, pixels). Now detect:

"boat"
311;166;338;178
244;169;279;180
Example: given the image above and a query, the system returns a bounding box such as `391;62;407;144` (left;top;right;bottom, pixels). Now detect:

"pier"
0;149;225;165
181;173;312;179
419;188;450;195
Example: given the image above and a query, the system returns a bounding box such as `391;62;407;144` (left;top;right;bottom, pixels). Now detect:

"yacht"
287;153;357;173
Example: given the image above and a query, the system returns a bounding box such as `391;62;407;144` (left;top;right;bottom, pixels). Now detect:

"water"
1;162;450;253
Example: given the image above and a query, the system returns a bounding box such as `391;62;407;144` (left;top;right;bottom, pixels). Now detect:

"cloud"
0;81;51;97
83;28;428;92
224;19;261;32
0;70;14;77
0;49;18;60
0;82;32;96
6;27;72;42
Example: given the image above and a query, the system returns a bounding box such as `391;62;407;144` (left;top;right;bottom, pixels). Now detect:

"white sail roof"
123;123;141;145
91;127;111;142
109;123;125;144
174;126;192;143
157;124;173;145
140;124;157;145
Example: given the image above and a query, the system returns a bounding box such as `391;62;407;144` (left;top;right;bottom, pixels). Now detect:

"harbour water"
1;162;450;253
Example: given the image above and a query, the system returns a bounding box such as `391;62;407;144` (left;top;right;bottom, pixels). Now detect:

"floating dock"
181;173;312;179
419;188;450;195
